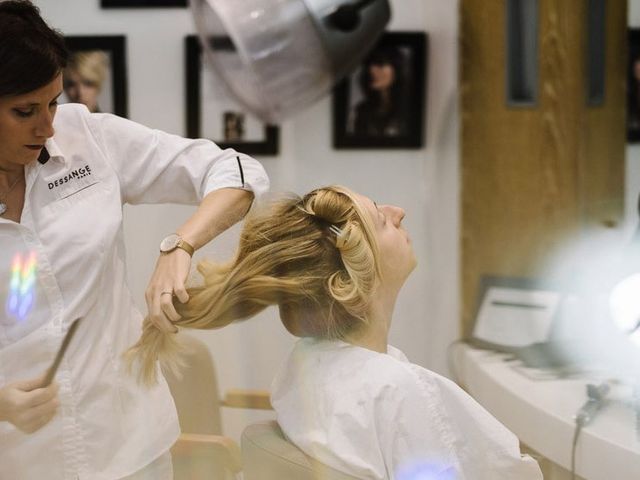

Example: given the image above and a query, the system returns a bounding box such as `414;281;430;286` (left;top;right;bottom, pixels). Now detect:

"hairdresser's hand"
145;249;191;333
0;377;59;433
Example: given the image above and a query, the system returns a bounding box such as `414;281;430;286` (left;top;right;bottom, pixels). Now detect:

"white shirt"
0;104;269;480
272;338;543;480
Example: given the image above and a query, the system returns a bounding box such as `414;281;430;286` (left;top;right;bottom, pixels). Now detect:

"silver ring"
160;291;173;296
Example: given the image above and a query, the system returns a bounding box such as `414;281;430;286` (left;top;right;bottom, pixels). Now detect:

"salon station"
2;0;640;479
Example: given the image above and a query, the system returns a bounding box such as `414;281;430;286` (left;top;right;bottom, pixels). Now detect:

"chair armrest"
222;389;273;410
171;433;242;474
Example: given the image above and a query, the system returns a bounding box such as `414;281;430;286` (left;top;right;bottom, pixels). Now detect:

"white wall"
36;0;460;442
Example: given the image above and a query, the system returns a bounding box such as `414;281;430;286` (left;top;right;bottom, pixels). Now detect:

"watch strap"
176;238;195;257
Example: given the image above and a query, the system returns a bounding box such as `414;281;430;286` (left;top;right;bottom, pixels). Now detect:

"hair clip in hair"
329;224;344;238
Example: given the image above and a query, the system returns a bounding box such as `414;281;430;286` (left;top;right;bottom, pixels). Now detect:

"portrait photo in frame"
101;0;187;8
628;29;640;142
62;36;128;118
333;31;428;149
185;35;279;156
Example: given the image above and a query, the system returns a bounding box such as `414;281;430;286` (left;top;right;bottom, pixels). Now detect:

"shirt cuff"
202;153;270;199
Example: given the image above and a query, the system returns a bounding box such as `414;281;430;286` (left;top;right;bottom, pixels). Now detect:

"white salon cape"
272;338;543;480
0;104;269;480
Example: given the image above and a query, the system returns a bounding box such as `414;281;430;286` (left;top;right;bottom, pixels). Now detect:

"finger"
160;295;181;323
26;395;59;421
149;311;176;333
147;290;167;329
173;284;189;304
144;286;154;310
16;396;58;431
23;382;58;408
13;375;51;392
21;409;57;434
149;295;178;333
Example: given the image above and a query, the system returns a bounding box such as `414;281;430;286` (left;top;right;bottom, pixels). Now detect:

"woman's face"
368;62;396;91
0;74;62;170
355;193;416;292
64;69;100;112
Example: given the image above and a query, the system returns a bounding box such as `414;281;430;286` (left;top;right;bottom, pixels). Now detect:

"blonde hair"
66;50;109;88
126;185;381;385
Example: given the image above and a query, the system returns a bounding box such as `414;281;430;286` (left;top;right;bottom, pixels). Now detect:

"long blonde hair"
126;185;381;385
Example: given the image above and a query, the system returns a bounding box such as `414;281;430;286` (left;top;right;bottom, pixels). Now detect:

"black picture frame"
63;36;128;118
333;31;428;149
628;29;640;143
185;35;279;156
101;0;187;7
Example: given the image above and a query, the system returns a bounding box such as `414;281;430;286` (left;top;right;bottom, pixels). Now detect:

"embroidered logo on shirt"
47;165;92;190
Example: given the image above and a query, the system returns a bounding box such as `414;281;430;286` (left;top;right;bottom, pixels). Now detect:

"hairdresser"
0;1;268;478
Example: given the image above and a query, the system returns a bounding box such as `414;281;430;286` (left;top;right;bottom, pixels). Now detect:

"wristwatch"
159;233;195;256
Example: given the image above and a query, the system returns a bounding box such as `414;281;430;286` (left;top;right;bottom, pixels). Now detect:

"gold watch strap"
176;238;195;257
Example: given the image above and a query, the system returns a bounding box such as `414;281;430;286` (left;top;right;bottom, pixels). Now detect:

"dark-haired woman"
0;1;268;478
352;47;409;138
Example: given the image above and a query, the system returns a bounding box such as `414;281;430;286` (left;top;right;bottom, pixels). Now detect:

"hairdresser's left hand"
145;249;191;333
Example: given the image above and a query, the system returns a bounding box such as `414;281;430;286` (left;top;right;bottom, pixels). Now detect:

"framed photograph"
333;32;428;149
185;36;279;155
101;0;187;7
628;29;640;142
62;36;128;118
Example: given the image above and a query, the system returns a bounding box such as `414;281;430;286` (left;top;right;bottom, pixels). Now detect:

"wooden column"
460;0;627;336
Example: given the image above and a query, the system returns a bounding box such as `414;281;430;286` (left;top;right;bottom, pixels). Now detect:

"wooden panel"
581;1;627;228
460;0;626;336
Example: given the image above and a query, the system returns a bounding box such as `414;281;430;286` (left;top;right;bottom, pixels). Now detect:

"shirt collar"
40;138;66;166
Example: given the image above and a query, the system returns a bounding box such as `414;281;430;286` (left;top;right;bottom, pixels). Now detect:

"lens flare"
396;461;457;480
609;273;640;347
6;251;37;322
536;226;640;377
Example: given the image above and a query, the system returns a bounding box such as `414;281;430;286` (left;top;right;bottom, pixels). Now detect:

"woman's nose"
35;110;55;138
383;205;405;225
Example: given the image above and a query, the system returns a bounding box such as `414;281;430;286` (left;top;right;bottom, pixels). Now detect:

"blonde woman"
63;50;109;112
128;185;542;480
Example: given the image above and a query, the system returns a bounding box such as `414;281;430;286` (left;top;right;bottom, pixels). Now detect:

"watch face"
160;234;180;252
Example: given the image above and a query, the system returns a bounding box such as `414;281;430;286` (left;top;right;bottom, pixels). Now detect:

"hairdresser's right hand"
0;377;59;433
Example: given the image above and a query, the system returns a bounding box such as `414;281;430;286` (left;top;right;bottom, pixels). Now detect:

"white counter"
456;345;640;479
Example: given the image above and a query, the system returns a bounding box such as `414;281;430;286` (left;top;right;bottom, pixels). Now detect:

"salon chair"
241;421;360;480
163;334;272;480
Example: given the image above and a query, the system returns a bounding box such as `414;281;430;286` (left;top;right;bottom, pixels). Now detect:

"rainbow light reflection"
6;251;37;322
